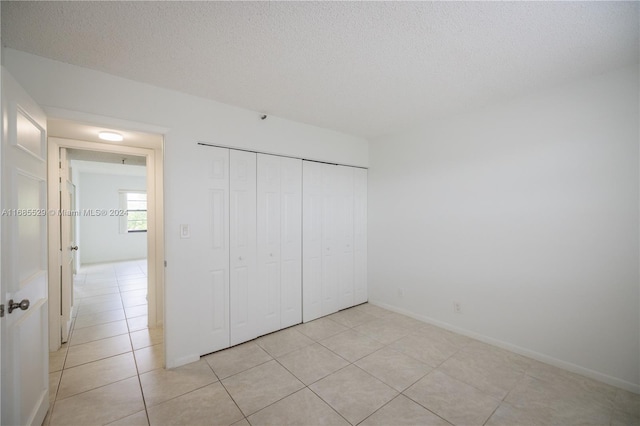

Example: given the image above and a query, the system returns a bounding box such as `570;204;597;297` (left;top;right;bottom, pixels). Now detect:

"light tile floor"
46;262;640;425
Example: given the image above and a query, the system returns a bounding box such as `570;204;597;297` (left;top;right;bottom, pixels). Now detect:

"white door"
201;147;230;354
321;164;340;316
257;154;303;334
1;70;49;425
257;154;282;335
353;167;368;304
337;166;355;310
279;157;302;328
59;147;75;343
229;150;257;345
302;161;323;322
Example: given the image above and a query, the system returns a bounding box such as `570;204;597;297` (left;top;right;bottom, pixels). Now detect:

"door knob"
8;299;29;314
71;245;79;251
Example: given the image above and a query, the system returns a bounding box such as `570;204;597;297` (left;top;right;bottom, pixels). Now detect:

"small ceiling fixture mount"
98;131;124;142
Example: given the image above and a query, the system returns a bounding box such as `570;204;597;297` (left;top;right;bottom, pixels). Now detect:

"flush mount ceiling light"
98;131;124;142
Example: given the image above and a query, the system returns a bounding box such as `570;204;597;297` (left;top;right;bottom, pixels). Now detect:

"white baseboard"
165;354;199;369
368;299;640;395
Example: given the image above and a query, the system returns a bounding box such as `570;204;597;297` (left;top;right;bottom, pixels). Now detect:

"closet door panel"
321;165;340;316
257;154;282;335
354;168;368;304
280;157;302;328
230;265;250;338
230;150;258;345
302;161;323;322
201;147;230;354
337;166;355;310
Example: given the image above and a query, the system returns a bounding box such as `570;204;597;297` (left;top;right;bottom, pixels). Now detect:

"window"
121;191;147;233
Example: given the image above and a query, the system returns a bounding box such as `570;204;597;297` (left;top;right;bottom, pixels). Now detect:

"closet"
201;146;230;355
256;154;302;336
199;145;366;356
229;150;258;345
302;161;367;322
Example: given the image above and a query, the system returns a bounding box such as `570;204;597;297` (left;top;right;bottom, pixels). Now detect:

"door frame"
47;136;164;352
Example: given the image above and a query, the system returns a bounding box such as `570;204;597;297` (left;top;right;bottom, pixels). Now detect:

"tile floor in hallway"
46;261;639;426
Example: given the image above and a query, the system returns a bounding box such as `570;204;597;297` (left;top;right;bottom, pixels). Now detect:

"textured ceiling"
2;1;638;139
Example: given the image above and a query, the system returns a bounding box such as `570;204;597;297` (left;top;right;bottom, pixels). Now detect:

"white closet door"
257;154;282;335
354;168;368;304
302;161;323;322
337;166;355;310
321;164;340;316
201;147;230;354
280;157;302;328
230;150;258;345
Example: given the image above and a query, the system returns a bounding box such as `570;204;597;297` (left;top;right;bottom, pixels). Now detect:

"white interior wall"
2;49;369;367
369;65;640;391
76;170;147;265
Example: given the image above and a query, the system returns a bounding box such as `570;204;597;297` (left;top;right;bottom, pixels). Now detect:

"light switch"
180;224;190;239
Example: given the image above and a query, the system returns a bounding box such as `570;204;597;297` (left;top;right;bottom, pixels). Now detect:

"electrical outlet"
453;301;462;314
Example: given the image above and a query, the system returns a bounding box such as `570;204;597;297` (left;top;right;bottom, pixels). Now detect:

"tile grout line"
300;315;467;425
214;365;253;424
52;262;153;425
54;281;633;425
261;322;394;425
121;276;152;426
304;382;355;425
255;313;505;425
354;322;454;425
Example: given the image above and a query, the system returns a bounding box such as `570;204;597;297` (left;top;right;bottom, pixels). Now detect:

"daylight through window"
125;192;147;232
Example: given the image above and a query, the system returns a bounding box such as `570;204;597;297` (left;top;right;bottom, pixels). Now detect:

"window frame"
119;190;148;234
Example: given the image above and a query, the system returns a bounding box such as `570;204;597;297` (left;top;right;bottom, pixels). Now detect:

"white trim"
369;299;640;394
166;354;200;369
13;105;47;162
43;106;171;136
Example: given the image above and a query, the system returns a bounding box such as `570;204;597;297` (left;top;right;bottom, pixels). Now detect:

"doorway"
46;119;164;356
64;149;148;342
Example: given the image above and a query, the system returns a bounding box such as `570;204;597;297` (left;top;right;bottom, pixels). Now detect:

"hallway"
47;260;162;425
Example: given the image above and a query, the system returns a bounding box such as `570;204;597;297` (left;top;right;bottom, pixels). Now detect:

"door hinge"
0;304;5;318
